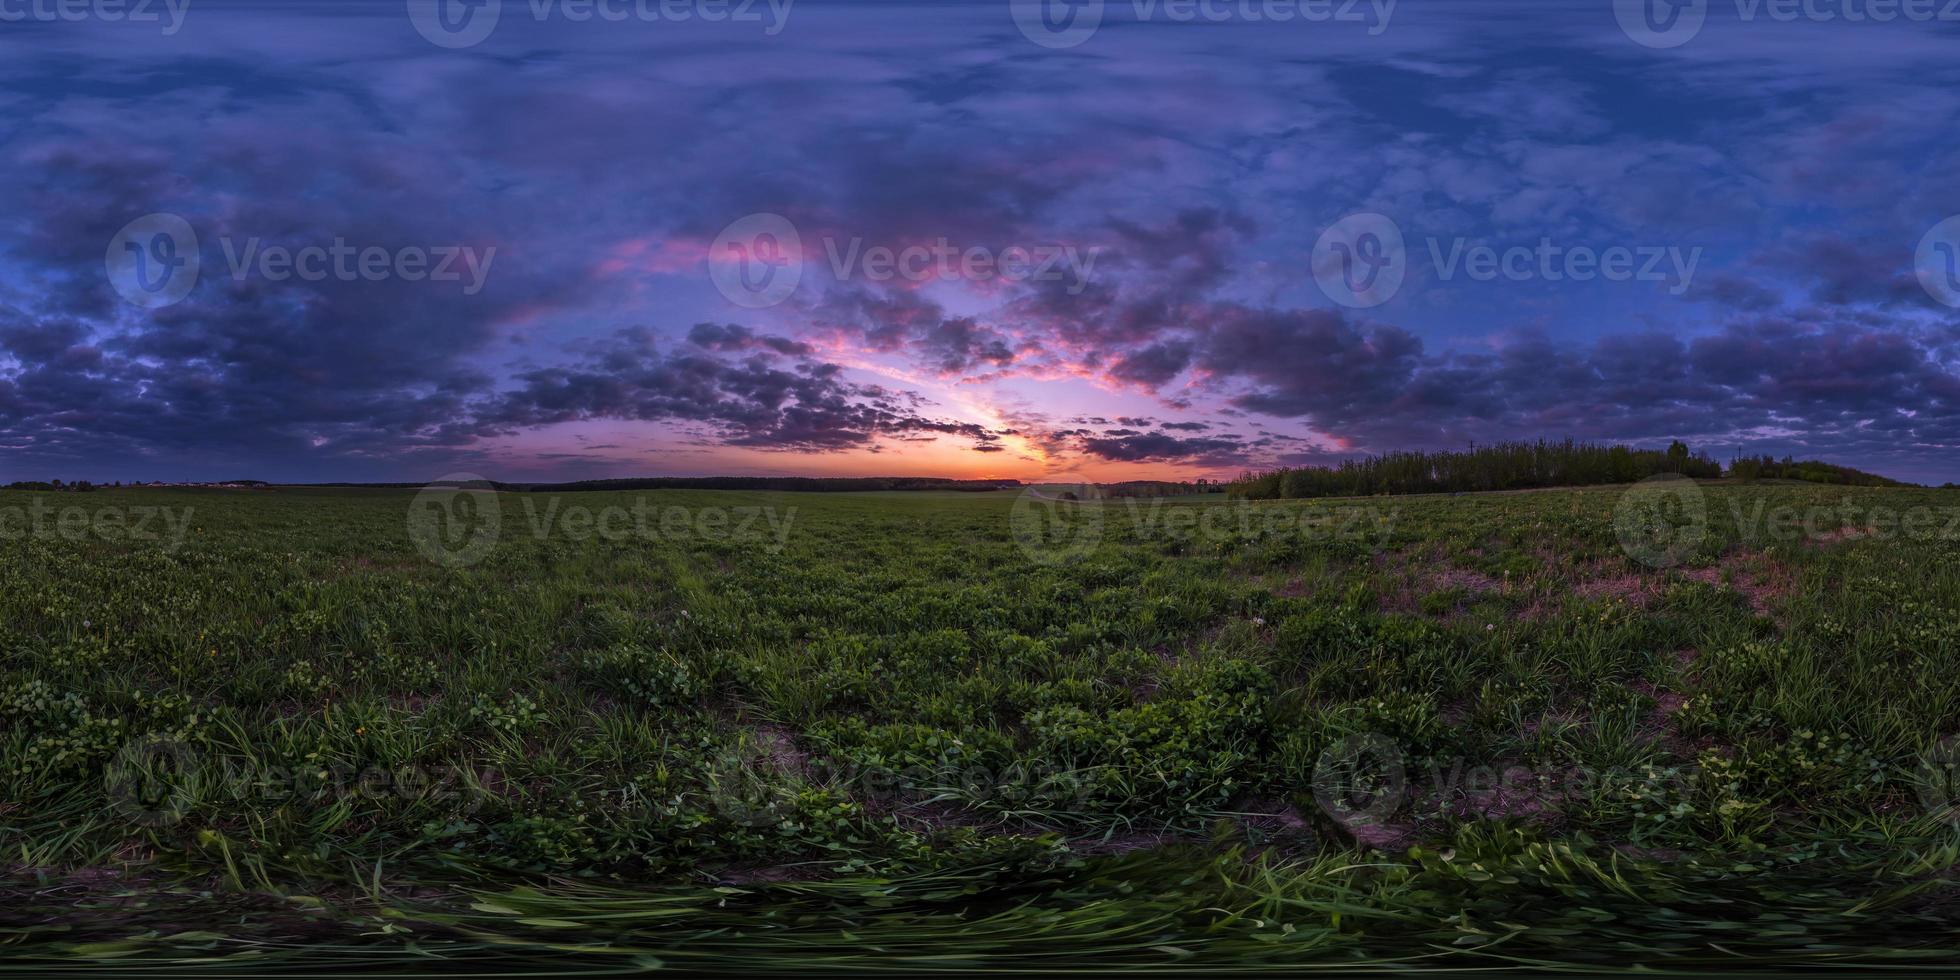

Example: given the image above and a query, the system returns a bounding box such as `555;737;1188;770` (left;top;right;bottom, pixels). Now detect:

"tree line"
1725;455;1909;487
520;476;1025;493
1226;439;1723;499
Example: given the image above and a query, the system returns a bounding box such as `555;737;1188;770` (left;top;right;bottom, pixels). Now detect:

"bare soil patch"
1678;551;1794;617
1374;546;1509;616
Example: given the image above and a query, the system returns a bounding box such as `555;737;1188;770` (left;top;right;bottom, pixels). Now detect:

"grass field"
6;480;1960;971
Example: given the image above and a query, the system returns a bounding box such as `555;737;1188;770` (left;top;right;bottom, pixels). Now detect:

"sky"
2;0;1959;485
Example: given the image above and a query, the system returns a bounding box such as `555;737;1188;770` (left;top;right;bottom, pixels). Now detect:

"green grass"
4;481;1960;970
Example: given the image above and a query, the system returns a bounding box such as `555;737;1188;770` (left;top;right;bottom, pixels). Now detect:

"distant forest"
1726;456;1911;487
1228;439;1723;499
1059;480;1220;499
516;476;1023;493
1225;440;1927;499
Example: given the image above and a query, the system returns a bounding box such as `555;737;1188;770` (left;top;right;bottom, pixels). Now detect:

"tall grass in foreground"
5;483;1960;969
9;826;1960;971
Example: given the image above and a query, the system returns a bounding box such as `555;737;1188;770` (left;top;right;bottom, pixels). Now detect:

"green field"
6;481;1960;970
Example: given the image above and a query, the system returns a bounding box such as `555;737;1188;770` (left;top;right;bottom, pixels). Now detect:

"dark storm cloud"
0;83;599;476
479;327;1002;452
1702;274;1783;312
810;288;1016;374
1109;341;1195;388
1191;309;1960;469
915;316;1016;373
686;322;813;357
1076;430;1245;464
1197;306;1425;424
1001;209;1254;352
1769;235;1931;309
4;3;1960;482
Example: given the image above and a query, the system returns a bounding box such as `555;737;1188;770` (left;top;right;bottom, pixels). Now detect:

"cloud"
478;327;1005;452
1076;430;1245;464
3;2;1960;483
686;322;813;356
